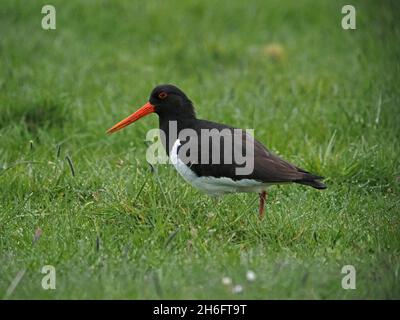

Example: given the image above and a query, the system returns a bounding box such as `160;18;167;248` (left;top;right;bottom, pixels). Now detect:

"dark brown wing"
249;135;305;182
251;135;326;188
177;119;326;188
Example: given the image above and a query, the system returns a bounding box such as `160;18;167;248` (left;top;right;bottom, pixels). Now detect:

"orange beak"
106;102;155;134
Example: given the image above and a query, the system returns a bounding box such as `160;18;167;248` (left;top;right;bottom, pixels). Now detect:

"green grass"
1;0;399;299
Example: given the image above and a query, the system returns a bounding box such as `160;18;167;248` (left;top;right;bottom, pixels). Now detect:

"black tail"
295;169;327;190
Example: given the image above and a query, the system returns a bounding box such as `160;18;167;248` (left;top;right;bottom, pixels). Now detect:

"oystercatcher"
107;84;326;218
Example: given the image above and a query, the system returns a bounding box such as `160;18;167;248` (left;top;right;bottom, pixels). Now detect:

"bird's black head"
149;84;196;119
106;84;196;134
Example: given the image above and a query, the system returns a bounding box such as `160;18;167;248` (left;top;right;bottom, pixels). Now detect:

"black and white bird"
107;84;327;218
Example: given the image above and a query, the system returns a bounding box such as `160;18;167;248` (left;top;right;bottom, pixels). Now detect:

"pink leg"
259;191;267;219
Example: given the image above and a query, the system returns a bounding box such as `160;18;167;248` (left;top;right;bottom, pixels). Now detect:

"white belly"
169;139;266;196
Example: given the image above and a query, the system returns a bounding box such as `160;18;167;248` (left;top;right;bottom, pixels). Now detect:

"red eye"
158;92;168;99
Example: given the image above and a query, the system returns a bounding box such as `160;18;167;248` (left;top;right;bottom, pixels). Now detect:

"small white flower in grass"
246;270;256;282
222;277;232;286
232;284;243;294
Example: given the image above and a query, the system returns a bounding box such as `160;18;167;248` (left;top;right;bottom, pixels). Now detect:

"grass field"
0;0;399;299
